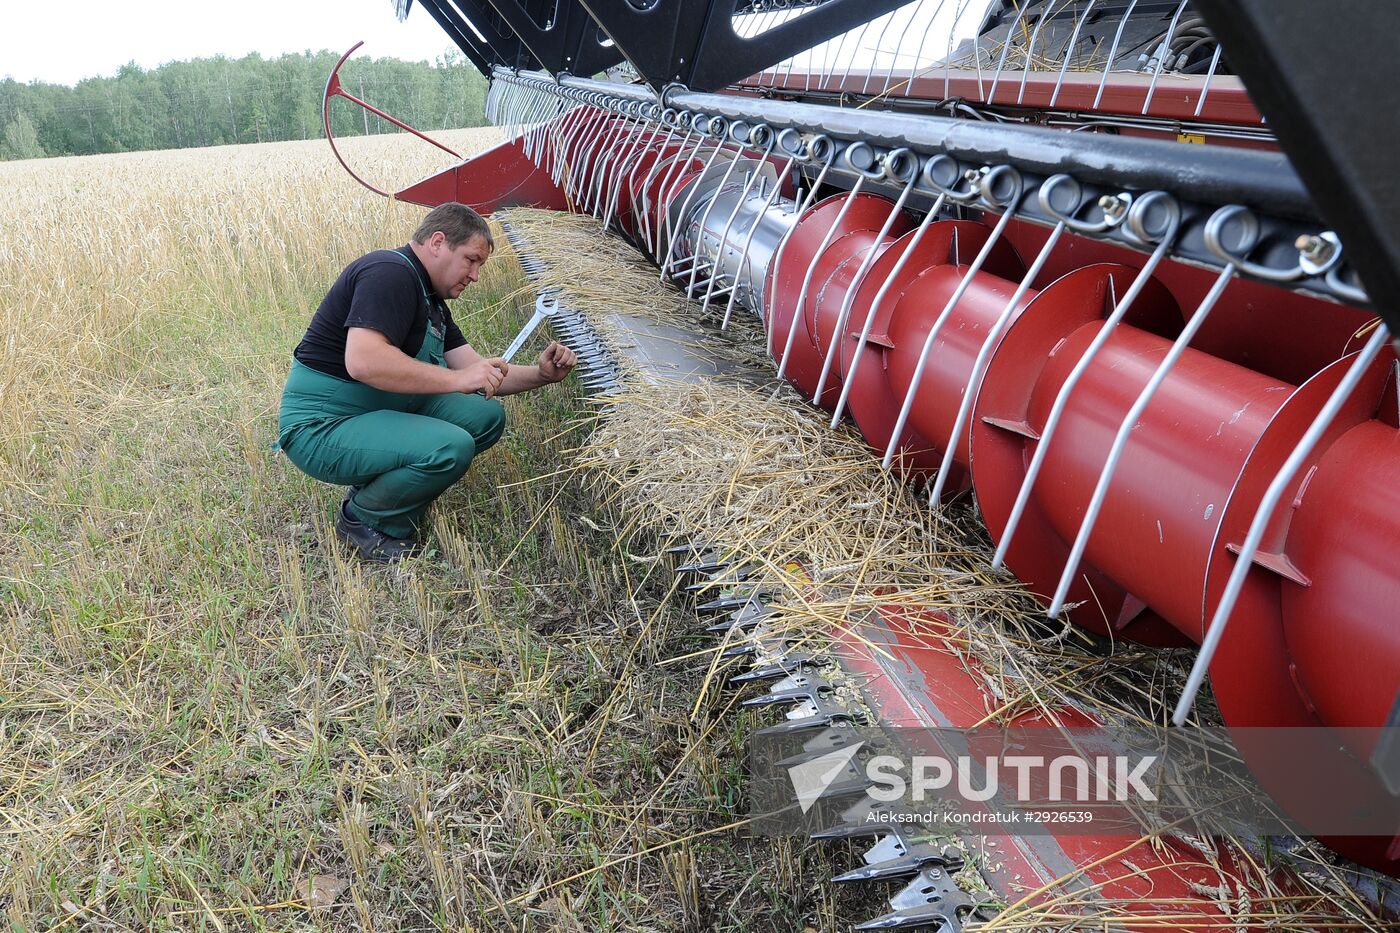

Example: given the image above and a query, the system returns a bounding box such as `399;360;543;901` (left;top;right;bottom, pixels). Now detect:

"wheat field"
0;133;858;930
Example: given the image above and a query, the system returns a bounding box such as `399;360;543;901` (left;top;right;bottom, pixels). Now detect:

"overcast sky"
1;1;462;86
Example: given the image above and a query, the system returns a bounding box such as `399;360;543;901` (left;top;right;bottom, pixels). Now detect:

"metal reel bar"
489;67;1368;308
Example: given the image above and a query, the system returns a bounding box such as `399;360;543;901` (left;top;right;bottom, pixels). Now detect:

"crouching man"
277;203;576;561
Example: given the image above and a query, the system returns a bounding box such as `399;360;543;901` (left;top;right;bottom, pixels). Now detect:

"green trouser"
276;360;506;539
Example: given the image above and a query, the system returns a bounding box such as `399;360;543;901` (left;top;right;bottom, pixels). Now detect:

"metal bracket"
728;651;824;682
576;0;917;92
857;866;980;930
475;0;623;76
1194;0;1397;327
415;0;538;73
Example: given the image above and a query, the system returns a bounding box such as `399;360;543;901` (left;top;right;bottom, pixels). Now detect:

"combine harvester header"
328;0;1400;926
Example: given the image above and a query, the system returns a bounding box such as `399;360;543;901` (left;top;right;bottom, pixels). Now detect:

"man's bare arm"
346;328;507;396
445;341;576;395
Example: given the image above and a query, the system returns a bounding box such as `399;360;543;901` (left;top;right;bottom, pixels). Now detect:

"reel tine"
1093;0;1140;110
778;174;869;380
1049;261;1237;618
883;168;1024;470
1174;321;1391;724
835;192;947;426
1142;0;1190;116
927;219;1067;505
993;193;1181;569
816;162;919;408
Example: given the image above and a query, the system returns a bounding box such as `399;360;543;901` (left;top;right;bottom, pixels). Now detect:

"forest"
0;50;489;160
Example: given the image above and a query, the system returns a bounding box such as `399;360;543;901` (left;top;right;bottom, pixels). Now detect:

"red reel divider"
839;220;1025;481
1206;348;1400;872
970;264;1194;644
767;192;906;409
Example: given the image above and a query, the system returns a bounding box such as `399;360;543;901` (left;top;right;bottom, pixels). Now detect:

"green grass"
0;144;872;927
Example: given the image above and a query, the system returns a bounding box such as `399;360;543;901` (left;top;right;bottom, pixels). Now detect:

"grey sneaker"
334;500;418;563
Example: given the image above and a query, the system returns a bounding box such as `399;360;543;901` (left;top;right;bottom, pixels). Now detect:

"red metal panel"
395;136;570;213
739;70;1264;139
833;609;1284;920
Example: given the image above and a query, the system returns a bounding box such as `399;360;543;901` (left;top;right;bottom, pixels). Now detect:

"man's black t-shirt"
293;246;468;381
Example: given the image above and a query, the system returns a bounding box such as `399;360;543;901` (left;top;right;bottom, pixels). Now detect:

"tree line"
0;51;490;161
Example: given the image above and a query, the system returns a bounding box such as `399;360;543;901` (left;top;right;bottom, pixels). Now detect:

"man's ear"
428;231;446;253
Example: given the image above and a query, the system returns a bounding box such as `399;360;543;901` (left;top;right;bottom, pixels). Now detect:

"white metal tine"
591;109;642;217
569;106;614;202
1049;0;1097;108
1141;0;1189;115
603;111;655;227
894;0;947;98
1194;44;1223;118
1172;322;1391;725
527;86;554;163
860;7;901;96
702;132;777;313
685;135;752;294
1017;0;1064;105
722;156;796;330
1047;262;1237;617
553;104;595;191
882;171;1022;469
657;127;716;267
817;22;855;91
648;125;704;258
1093;0;1139;110
986;1;1029;104
833;192;948;425
590;106;636;215
814;161;918;404
546;98;578;178
943;0;975;99
546;101;579;185
777;175;869;379
640;124;696;256
561;105;598;202
608;116;667;231
766;148;836;358
600;113;645;228
671;134;740;285
993;194;1181;568
582;107;626;213
927;220;1066;504
662;129;731;277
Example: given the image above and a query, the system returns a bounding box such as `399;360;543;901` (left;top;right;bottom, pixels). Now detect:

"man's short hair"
412;203;494;251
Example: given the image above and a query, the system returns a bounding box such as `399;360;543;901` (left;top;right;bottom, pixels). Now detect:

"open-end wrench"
501;293;560;363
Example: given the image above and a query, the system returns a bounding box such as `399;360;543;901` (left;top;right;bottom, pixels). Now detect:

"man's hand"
459;357;509;397
537;341;577;383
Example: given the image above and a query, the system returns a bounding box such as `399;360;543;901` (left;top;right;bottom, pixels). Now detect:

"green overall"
276;250;506;539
